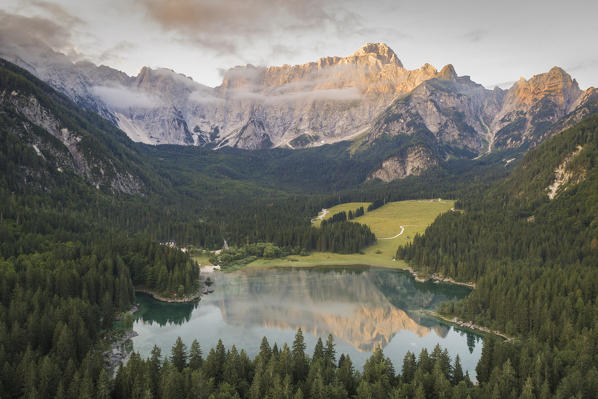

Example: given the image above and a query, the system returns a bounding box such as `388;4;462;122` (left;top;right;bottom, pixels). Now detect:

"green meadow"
248;199;455;269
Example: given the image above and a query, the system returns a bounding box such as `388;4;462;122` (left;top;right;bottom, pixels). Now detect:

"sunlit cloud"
135;0;364;56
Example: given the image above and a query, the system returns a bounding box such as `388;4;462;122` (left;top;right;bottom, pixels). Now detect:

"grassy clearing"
248;199;454;269
347;130;370;154
189;250;214;266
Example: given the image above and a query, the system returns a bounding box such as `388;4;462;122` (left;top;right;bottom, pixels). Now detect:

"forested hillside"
398;113;598;397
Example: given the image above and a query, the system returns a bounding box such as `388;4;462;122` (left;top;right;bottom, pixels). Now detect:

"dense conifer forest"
2;56;598;398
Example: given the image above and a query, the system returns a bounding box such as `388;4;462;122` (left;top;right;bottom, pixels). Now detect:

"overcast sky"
2;0;597;89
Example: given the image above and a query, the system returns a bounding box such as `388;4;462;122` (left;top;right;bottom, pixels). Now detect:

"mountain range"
2;41;597;182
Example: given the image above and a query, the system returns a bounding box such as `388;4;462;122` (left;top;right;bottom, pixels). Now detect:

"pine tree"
312;337;324;362
55;324;76;367
417;348;432;374
170;337;188;372
539;379;550;399
402;351;417;383
452;355;464;385
324;334;336;368
249;369;262;399
521;377;536;399
476;336;495;384
149;345;162;396
259;336;272;362
310;372;325;399
97;368;111;399
214;339;226;382
189;339;203;371
414;384;426;399
55;382;65;399
337;354;356;396
292;329;308;383
499;359;516;399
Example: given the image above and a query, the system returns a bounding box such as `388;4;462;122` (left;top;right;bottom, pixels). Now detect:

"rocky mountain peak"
511;66;581;109
419;63;438;75
136;67;195;84
218;43;413;97
351;42;403;67
219;64;265;90
134;66;158;89
133;66;202;97
540;67;579;90
437;64;457;81
547;66;572;78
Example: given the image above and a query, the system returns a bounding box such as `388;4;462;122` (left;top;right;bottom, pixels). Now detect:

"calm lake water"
132;266;483;376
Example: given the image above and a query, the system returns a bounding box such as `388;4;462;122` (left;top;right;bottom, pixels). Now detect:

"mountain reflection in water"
134;267;479;353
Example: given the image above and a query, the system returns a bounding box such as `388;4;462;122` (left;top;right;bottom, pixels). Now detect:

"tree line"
111;330;479;399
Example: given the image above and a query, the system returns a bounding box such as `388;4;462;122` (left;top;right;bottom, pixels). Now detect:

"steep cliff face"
219;42;430;95
367;146;439;182
0;48;131;124
107;66;211;145
490;67;586;150
541;88;598;141
368;69;503;153
545;145;585;200
207;43;440;148
1;89;144;193
0;60;146;194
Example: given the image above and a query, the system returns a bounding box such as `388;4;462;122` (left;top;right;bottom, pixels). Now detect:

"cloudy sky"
1;0;597;89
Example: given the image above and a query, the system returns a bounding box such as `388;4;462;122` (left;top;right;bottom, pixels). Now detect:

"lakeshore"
134;288;202;303
425;310;514;342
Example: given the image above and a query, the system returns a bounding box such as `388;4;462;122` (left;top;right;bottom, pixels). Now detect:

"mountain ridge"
2;41;597;182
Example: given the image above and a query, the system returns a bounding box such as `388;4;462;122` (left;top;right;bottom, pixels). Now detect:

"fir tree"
170;337;188;372
312;337;324;362
189;339;203;371
324;334;336;368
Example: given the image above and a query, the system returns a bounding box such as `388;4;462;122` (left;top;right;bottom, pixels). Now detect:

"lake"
132;266;483;376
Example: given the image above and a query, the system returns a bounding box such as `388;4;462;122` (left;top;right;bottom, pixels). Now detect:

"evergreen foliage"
367;199;385;212
111;335;477;399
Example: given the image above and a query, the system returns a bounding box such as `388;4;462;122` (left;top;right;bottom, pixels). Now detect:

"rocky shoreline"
425;310;513;342
134;274;216;303
407;267;475;288
104;329;138;373
103;303;140;373
134;288;202;303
